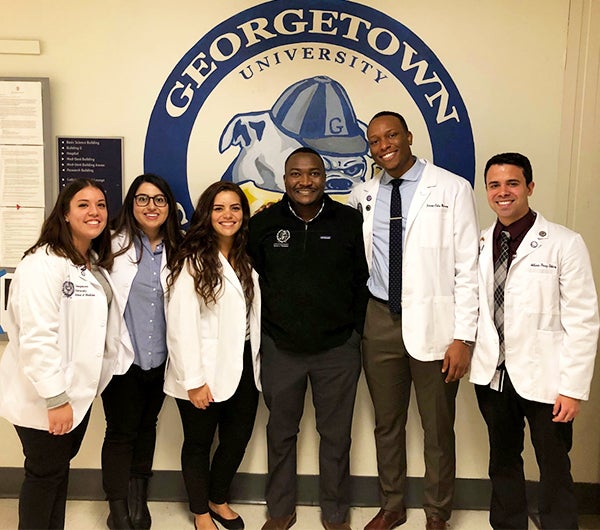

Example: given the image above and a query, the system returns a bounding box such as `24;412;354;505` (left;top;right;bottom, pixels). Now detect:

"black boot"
129;477;152;529
107;499;134;530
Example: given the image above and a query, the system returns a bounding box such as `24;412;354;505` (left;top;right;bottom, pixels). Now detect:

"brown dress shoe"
364;508;407;530
425;516;448;530
322;520;352;530
261;513;297;530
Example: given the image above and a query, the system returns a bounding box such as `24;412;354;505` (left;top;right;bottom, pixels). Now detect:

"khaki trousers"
362;298;458;521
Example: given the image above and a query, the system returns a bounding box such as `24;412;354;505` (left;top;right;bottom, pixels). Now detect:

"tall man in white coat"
347;111;479;530
470;152;599;530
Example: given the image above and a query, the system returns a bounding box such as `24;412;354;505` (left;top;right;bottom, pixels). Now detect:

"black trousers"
101;362;166;500
475;371;577;530
14;409;90;530
261;331;361;524
175;342;258;515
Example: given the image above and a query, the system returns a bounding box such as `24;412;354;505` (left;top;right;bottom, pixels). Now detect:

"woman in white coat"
101;174;183;530
165;181;261;530
0;178;116;530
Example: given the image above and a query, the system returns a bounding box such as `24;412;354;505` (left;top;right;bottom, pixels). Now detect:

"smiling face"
367;114;415;178
211;190;243;243
485;163;534;226
65;185;108;255
283;151;326;220
133;182;169;238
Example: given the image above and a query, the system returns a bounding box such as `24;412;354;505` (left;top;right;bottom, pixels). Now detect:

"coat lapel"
405;165;435;236
219;252;244;299
509;213;549;269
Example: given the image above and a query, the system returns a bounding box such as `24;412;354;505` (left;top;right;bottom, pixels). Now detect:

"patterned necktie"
389;178;403;314
494;230;511;365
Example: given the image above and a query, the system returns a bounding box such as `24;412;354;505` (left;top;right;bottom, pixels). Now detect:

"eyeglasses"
134;194;168;207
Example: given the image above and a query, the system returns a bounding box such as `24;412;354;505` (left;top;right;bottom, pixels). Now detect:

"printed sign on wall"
58;137;123;219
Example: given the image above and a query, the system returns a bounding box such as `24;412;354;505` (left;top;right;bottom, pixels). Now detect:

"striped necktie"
494;230;511;365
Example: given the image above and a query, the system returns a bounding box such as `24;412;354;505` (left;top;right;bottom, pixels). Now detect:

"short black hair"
369;111;409;133
284;147;326;175
484;152;533;185
284;146;323;166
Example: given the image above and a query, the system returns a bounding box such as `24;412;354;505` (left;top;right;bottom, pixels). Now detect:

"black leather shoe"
129;478;151;529
107;499;134;530
209;508;244;530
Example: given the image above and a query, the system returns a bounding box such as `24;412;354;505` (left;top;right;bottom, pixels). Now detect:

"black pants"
101;362;166;500
261;331;361;524
14;409;90;530
475;371;577;530
175;342;258;515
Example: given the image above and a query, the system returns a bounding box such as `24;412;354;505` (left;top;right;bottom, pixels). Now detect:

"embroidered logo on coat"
62;280;75;298
274;229;291;247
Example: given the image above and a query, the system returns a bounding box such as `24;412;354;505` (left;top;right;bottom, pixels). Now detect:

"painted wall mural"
144;0;475;221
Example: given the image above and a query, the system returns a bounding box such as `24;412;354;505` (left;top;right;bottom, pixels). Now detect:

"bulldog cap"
271;75;368;156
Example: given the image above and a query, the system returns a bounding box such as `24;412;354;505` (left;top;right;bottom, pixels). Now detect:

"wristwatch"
460;339;475;347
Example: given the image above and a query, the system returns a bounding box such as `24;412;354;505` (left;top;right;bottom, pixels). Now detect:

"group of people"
0;175;258;530
0;109;597;530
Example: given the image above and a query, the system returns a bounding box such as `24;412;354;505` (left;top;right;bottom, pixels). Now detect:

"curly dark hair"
110;173;183;268
25;178;113;270
168;181;254;306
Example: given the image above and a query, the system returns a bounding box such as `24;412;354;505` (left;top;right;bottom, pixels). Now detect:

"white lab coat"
347;159;479;360
164;253;261;401
108;231;169;375
0;246;120;431
470;213;599;403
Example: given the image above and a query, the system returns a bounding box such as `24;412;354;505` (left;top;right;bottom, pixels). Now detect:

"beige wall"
1;0;599;484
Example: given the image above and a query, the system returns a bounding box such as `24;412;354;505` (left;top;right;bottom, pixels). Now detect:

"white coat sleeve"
451;181;480;341
166;263;207;391
557;234;599;400
14;253;68;398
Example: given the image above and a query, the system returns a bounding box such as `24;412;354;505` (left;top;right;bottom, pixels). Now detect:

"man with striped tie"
470;152;599;530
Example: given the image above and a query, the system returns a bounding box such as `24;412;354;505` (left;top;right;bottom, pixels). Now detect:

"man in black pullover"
249;147;368;530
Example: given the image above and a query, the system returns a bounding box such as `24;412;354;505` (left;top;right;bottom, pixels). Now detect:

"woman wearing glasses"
164;182;260;530
101;174;183;529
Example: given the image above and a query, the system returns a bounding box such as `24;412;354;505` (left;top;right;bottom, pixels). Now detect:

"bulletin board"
0;77;52;337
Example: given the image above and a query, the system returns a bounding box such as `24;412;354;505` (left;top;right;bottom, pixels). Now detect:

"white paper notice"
0;145;45;206
0;81;43;145
0;207;45;266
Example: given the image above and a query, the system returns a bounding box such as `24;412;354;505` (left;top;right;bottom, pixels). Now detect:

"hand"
254;201;277;214
48;403;73;435
441;339;472;383
188;384;214;410
552;394;580;422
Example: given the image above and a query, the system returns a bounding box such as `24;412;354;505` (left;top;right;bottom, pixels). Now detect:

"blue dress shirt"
124;234;167;370
367;158;425;301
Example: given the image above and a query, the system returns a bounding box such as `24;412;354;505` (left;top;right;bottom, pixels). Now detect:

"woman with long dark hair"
164;181;261;530
101;173;183;529
0;178;117;529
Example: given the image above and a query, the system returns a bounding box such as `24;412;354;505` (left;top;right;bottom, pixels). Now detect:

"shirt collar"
493;209;537;242
380;156;421;186
285;195;326;223
135;231;163;255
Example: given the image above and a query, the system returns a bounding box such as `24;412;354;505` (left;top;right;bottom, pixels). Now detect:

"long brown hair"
25;178;113;270
111;173;183;268
168;181;254;305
